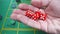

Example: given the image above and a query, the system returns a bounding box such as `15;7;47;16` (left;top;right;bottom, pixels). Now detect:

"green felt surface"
0;0;47;34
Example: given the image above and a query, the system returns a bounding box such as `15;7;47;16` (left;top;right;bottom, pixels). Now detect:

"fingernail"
11;14;17;20
17;14;22;19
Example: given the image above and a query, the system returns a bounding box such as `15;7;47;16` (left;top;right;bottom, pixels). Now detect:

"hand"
11;0;60;34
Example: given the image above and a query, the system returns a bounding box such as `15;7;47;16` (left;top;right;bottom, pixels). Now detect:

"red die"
25;10;34;18
40;14;47;21
35;11;41;18
32;11;41;20
32;14;39;20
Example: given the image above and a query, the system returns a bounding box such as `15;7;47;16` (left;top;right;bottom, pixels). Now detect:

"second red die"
35;11;41;18
32;14;39;20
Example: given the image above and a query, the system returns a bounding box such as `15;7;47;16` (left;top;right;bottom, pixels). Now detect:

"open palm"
11;0;60;34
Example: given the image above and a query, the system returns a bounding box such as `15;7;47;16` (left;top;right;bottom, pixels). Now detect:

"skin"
11;0;60;34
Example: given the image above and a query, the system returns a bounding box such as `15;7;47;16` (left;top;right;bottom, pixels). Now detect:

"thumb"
31;0;51;8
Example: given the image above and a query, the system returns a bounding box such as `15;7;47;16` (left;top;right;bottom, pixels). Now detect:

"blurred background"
0;0;47;34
